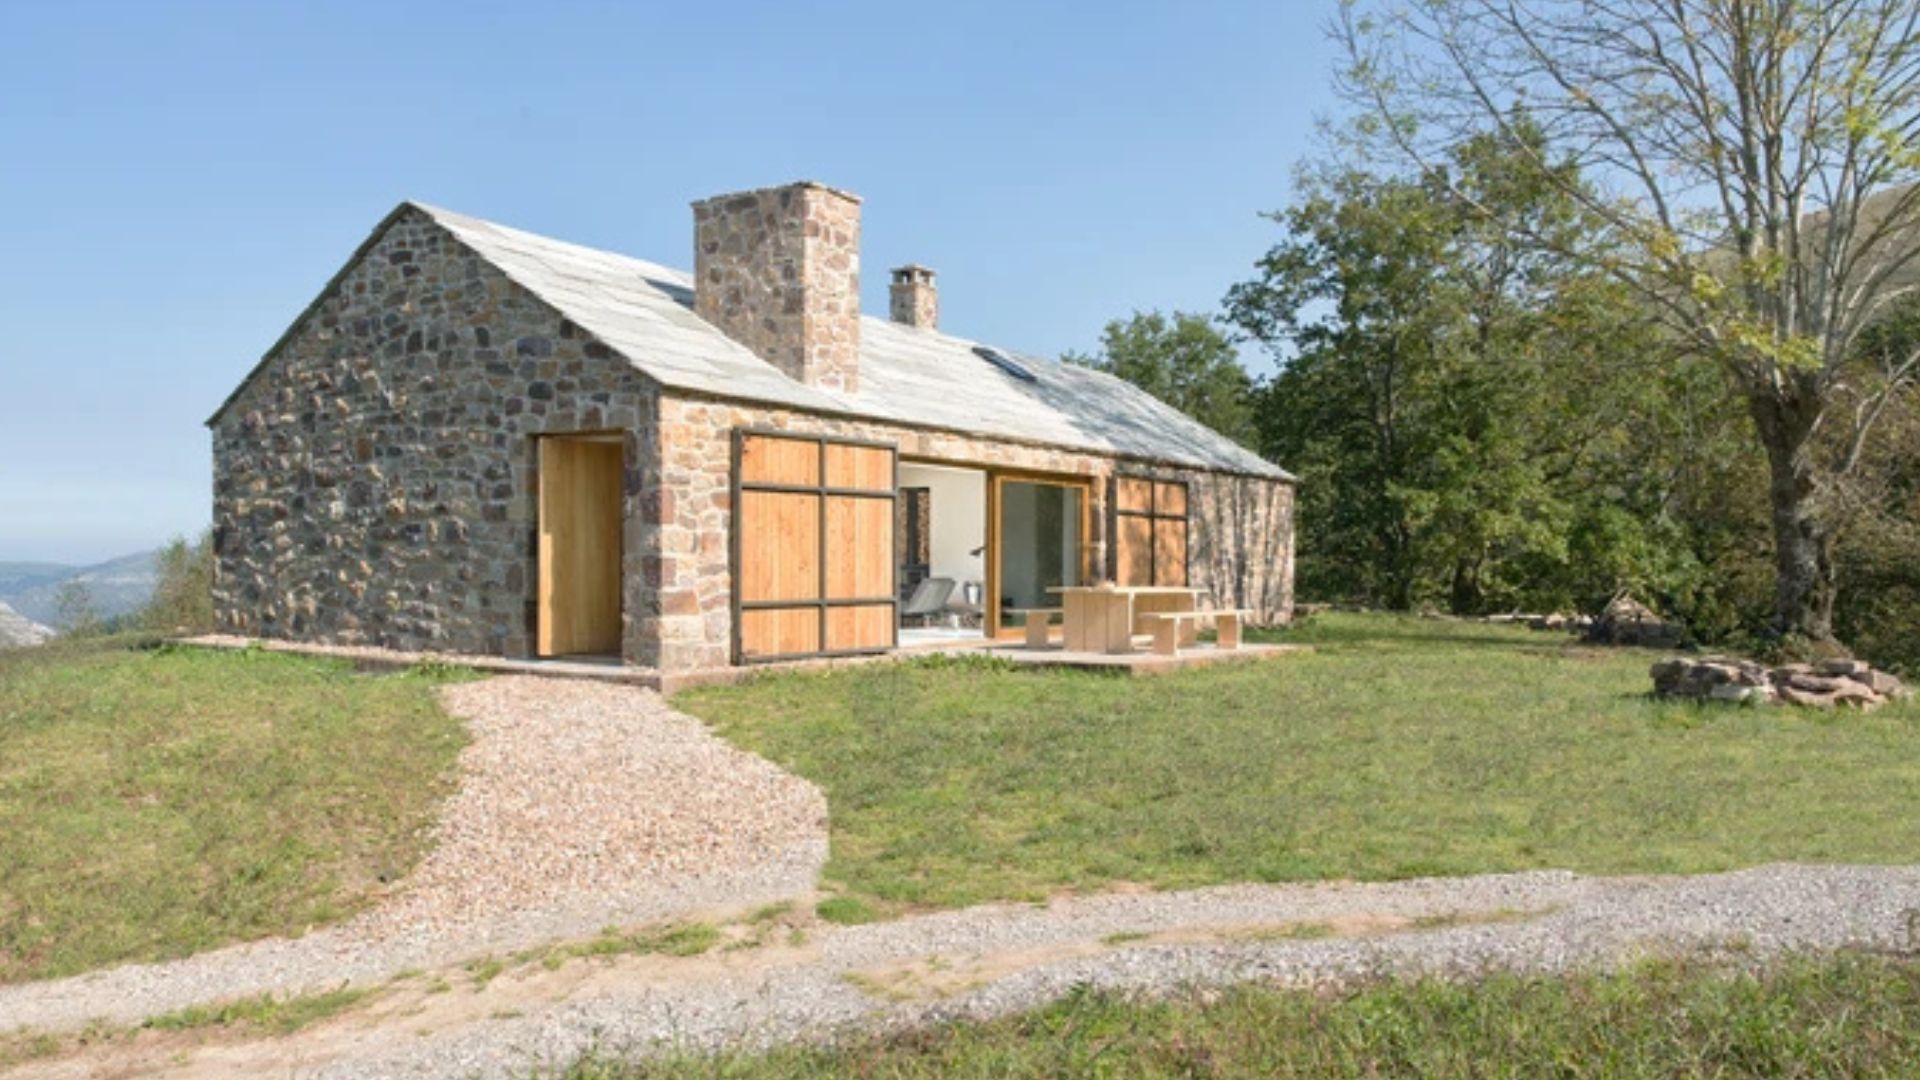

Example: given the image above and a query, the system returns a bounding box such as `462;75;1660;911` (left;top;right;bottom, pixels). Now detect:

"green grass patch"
526;921;721;969
1243;921;1335;942
0;639;470;983
747;901;794;924
815;897;878;926
466;955;507;989
143;985;368;1036
560;952;1920;1077
676;613;1920;916
1;984;371;1067
0;1028;63;1069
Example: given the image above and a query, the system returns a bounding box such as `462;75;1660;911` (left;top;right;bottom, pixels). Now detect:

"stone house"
208;181;1296;673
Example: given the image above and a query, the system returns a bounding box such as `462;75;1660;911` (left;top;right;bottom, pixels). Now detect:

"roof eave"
655;382;1295;483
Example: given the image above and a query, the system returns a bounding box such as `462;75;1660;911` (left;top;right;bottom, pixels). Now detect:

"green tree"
140;532;214;634
1067;311;1258;448
1227;169;1456;607
1829;295;1920;670
1228;127;1751;617
1338;0;1920;644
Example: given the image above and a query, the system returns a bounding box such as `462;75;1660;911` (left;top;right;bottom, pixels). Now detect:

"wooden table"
1047;585;1205;654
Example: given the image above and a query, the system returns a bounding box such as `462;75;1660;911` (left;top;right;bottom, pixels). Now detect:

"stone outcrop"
1651;655;1911;710
1588;591;1684;647
1486;612;1597;633
0;600;52;649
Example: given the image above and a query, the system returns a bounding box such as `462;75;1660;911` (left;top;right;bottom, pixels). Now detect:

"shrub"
139;532;213;635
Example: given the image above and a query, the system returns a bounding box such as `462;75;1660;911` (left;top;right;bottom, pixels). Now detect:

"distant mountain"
0;599;52;648
0;561;72;596
0;549;161;627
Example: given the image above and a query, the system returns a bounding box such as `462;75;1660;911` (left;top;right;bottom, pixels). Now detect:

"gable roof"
218;201;1291;481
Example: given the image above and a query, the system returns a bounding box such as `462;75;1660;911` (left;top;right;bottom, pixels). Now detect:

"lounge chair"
900;577;957;627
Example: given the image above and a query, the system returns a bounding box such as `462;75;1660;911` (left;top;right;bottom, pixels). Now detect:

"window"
896;486;931;600
1110;475;1189;587
973;345;1038;382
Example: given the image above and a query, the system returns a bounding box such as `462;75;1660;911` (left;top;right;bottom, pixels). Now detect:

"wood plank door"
733;430;897;663
537;436;624;657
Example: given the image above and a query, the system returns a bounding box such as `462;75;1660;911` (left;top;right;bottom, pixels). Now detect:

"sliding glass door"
989;475;1089;637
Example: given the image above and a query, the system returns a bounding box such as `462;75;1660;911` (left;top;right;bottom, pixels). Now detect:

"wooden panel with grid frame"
1111;474;1190;588
734;431;897;662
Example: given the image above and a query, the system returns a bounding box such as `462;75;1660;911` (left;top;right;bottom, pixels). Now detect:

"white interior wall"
899;462;986;593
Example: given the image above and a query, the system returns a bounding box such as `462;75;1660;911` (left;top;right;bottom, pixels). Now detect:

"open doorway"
536;434;624;659
896;461;987;645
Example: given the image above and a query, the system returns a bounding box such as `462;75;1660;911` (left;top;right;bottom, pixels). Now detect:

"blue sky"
0;1;1340;563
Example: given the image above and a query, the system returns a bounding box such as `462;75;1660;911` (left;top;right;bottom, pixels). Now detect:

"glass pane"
998;481;1082;626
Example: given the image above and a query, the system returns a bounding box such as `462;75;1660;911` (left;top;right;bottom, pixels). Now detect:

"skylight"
973;345;1037;383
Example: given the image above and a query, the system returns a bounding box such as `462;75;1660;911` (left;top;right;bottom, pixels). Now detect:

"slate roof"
214;201;1291;481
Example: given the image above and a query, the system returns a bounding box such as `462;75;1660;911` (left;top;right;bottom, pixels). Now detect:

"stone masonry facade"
212;206;1295;673
210;207;667;665
692;183;863;394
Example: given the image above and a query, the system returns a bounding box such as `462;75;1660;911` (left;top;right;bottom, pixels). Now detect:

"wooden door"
734;431;897;662
537;436;624;657
1112;476;1189;588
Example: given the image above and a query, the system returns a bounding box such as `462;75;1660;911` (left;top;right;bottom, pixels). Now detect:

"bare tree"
1338;0;1920;643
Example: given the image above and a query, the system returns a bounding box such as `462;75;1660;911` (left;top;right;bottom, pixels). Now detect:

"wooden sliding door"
733;430;897;663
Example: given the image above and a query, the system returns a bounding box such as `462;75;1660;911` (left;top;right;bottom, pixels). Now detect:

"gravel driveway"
0;676;828;1033
333;864;1920;1079
11;864;1920;1079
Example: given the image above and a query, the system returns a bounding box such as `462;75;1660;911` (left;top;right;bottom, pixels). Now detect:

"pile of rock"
1589;592;1684;647
1651;655;1911;710
1483;612;1596;632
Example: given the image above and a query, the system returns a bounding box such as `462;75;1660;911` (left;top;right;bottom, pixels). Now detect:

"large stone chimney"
692;181;862;393
888;265;938;329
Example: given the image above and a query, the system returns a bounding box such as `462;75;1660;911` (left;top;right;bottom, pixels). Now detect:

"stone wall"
692;182;863;393
210;207;663;664
649;394;1295;671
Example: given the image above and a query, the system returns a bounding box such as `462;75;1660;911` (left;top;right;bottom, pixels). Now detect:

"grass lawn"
0;639;468;983
565;953;1920;1077
677;613;1920;917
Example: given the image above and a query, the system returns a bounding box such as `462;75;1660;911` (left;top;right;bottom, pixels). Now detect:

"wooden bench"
1006;607;1063;649
1139;609;1254;656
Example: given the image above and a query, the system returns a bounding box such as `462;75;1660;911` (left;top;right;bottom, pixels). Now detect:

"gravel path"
305;863;1916;1079
0;676;828;1033
359;678;826;938
11;863;1918;1078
